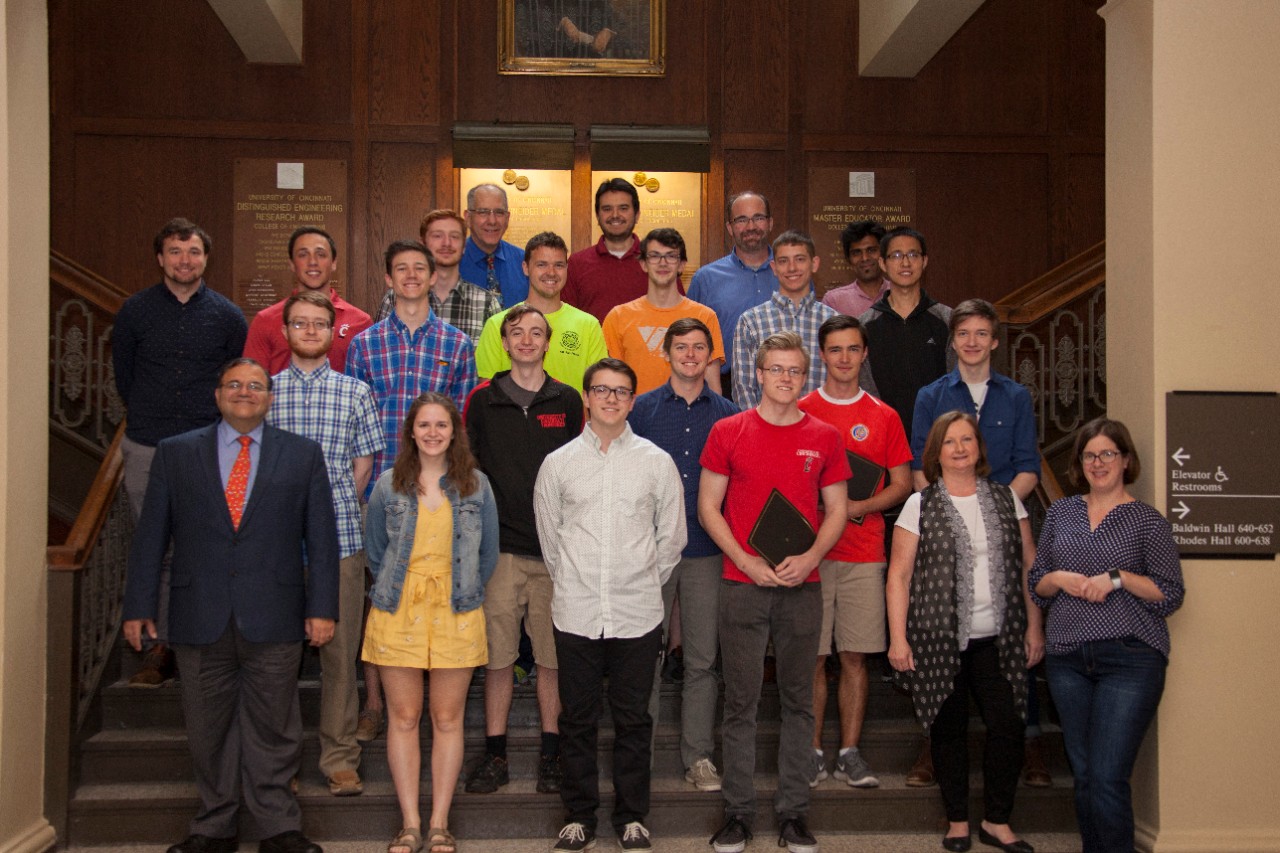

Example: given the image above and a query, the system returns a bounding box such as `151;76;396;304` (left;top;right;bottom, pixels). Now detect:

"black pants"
555;625;662;832
930;636;1025;824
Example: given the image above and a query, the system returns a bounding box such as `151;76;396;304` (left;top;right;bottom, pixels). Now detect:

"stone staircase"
66;647;1077;846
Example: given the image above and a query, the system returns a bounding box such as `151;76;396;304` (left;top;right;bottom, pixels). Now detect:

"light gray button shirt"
534;422;686;639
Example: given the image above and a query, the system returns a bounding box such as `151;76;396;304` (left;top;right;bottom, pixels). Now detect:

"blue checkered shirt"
731;290;835;409
345;312;478;496
268;362;385;557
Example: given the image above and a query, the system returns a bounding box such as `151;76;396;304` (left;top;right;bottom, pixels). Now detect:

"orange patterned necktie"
225;435;252;529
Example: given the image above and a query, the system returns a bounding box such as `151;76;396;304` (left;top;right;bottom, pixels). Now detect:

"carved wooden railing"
45;423;133;841
50;250;128;454
995;240;1107;504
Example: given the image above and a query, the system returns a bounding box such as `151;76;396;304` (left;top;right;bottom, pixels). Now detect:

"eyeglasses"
1081;450;1123;464
763;365;804;377
885;250;924;263
468;208;509;218
287;319;331;331
729;214;770;227
643;252;681;266
587;385;634;401
221;380;269;394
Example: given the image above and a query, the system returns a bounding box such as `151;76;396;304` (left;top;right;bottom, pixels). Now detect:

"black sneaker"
552;822;596;852
777;817;817;853
709;816;752;853
617;822;651;850
463;753;509;794
536;753;563;793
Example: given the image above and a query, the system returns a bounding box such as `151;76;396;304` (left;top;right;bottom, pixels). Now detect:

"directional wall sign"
1166;391;1279;558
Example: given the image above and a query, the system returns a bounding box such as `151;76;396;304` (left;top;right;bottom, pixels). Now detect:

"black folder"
845;450;886;526
747;488;816;568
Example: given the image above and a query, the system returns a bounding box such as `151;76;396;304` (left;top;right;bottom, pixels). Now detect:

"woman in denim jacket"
363;392;498;853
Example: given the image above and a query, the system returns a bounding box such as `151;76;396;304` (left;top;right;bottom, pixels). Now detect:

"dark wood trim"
48;425;126;572
50;251;130;314
994;240;1105;324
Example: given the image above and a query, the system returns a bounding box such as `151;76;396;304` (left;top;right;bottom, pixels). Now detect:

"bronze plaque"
806;168;916;296
590;170;703;286
232;159;348;318
1166;391;1279;558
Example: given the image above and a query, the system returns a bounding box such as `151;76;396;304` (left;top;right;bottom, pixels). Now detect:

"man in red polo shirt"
562;178;649;323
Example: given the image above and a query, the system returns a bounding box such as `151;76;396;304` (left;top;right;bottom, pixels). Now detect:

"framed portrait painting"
499;0;666;76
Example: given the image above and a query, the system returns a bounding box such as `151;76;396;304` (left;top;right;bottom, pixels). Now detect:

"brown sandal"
427;827;455;853
389;828;422;853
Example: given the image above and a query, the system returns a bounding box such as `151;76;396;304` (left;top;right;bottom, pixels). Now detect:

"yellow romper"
361;497;487;670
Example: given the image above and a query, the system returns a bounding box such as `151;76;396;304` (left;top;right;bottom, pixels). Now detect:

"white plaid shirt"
731;290;836;409
268;362;384;557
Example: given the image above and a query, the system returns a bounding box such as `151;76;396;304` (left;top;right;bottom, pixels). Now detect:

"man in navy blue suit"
123;358;339;853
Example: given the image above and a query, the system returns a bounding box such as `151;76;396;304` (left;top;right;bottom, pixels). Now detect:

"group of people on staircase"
116;191;1183;853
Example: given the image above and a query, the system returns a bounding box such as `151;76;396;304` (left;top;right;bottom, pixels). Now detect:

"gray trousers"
648;554;722;770
122;434;169;647
718;580;822;822
317;551;367;777
174;622;304;840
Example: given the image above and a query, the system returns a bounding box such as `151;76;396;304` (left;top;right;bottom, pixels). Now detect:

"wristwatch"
1107;568;1123;590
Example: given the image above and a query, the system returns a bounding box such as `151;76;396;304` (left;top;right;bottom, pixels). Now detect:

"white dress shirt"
534;422;687;639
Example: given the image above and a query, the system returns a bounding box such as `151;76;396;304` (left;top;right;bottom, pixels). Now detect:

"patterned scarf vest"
896;478;1029;732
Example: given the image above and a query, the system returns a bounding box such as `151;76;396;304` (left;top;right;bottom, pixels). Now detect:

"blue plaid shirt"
345;312;478;496
731;290;835;409
268;362;385;557
629;381;740;558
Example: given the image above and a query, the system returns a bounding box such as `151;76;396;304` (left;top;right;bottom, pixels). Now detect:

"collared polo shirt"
687;250;778;375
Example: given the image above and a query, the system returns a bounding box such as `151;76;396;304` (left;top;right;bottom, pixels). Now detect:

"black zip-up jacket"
463;370;584;557
857;290;954;439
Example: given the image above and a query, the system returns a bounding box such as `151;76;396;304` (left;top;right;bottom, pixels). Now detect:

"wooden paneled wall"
49;0;1104;314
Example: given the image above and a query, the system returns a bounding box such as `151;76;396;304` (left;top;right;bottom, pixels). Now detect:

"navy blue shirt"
113;281;248;446
910;368;1039;487
629;381;739;558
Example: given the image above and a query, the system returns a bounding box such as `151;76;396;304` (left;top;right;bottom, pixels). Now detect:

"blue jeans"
1045;638;1167;853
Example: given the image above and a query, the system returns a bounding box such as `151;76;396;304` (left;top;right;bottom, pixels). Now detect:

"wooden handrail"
48;422;126;571
50;249;130;315
993;240;1104;325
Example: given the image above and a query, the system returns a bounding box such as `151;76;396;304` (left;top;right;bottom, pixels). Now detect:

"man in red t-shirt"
699;331;850;853
243;227;372;373
798;315;912;791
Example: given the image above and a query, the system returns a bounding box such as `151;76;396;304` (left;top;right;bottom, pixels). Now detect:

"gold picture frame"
499;0;665;77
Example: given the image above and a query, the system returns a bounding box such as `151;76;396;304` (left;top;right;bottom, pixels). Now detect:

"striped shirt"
731;290;835;409
268;362;384;557
345;312;478;495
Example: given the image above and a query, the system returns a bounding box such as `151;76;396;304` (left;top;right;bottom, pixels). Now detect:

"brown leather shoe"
905;737;935;787
1022;736;1052;787
129;645;176;688
327;769;363;797
355;707;384;742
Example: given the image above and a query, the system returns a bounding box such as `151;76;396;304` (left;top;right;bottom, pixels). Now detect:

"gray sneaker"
685;757;723;792
834;749;879;788
808;750;828;788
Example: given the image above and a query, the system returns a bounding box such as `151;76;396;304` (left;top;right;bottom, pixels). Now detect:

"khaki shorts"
482;552;557;670
817;560;888;655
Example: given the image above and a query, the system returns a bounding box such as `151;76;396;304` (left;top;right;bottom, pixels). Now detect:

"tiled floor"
71;832;1083;853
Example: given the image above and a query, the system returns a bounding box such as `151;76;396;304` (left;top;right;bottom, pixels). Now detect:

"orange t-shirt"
601;296;725;394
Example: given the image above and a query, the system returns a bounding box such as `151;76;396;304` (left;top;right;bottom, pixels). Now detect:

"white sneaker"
685;757;723;792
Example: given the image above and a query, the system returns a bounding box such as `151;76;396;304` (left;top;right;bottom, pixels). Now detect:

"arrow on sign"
1172;501;1191;519
1171;447;1190;467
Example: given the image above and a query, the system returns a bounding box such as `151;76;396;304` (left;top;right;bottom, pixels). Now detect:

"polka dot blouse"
1029;496;1185;658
